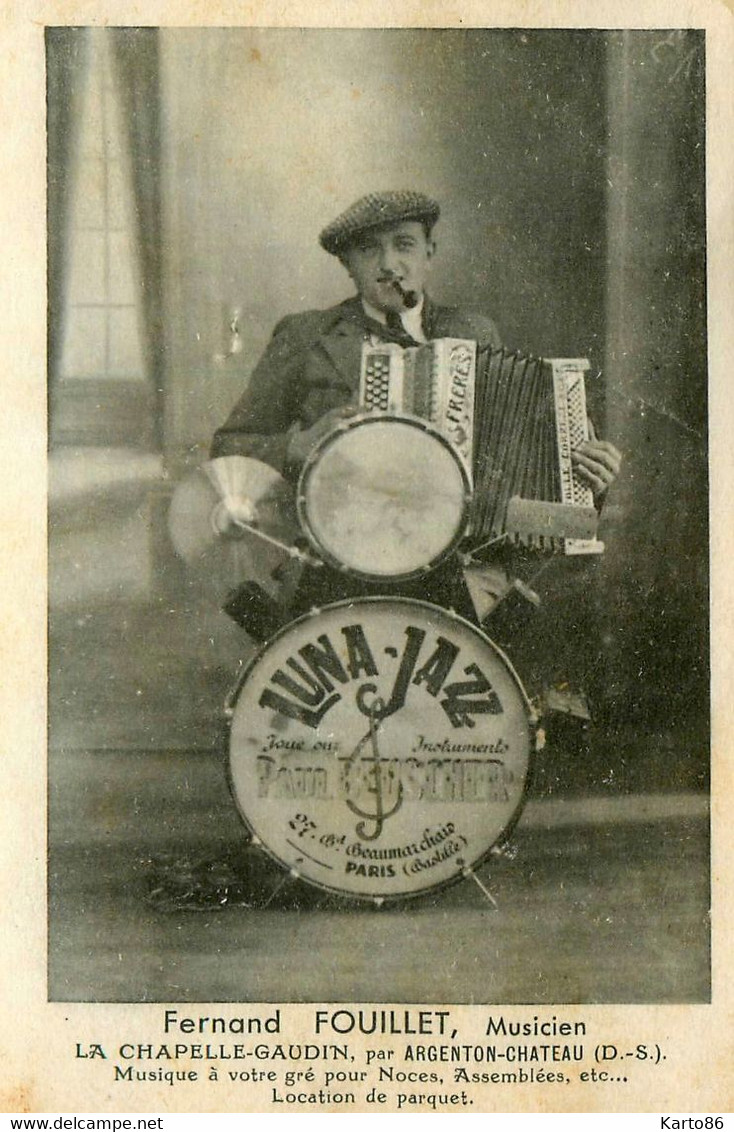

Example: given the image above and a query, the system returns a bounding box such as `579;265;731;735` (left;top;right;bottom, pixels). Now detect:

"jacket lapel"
423;296;450;339
318;299;369;390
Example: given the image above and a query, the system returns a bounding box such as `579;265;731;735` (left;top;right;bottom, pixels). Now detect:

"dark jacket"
210;295;502;473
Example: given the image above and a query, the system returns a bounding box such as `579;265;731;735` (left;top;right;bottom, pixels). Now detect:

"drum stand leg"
259;870;293;909
461;865;498;909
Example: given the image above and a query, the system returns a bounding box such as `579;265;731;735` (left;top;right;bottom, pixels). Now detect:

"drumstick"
229;518;320;564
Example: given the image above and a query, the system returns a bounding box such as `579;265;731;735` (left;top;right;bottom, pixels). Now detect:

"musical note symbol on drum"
344;697;403;842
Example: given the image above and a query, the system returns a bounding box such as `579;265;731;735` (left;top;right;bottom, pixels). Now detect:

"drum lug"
525;696;543;732
223;679;243;718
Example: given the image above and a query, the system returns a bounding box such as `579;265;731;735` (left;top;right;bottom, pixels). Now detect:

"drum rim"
225;596;537;904
296;412;472;583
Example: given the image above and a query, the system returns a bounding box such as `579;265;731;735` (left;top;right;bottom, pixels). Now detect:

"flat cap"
319;190;440;256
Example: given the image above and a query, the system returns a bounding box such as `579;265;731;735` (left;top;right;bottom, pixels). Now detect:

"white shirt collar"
361;295;427;343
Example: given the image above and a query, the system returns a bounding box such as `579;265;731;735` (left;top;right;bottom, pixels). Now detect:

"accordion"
359;338;603;555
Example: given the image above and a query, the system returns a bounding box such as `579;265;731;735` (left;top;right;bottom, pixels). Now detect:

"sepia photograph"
46;25;709;1008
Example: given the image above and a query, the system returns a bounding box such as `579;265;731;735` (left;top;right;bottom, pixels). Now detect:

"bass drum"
228;597;535;902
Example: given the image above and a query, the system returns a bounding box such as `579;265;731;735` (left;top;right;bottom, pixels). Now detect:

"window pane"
107;159;127;230
103;97;124;164
98;34;123;163
108;306;145;378
108;230;138;304
60;307;106;377
79;43;103;157
67;229;106;304
74;156;105;230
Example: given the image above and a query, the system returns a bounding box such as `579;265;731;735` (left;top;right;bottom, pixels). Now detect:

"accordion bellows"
359;339;603;555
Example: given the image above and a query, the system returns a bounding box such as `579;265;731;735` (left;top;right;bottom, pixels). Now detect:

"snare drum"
297;414;471;582
227;597;535;902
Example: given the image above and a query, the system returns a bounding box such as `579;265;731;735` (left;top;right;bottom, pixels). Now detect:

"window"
52;27;154;447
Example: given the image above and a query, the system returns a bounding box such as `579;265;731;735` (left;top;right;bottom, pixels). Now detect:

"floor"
48;749;709;1003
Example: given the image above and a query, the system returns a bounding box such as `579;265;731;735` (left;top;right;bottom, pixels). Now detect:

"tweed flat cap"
319;190;440;255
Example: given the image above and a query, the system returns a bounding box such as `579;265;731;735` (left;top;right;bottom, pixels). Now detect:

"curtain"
110;28;165;450
46;27;87;418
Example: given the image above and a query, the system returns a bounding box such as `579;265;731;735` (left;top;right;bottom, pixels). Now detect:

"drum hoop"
296;412;472;583
225;596;537;903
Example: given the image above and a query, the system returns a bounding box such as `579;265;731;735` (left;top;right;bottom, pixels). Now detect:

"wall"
599;31;707;748
159;29;608;456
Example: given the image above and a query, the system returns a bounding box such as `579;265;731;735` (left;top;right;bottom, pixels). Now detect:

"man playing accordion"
211;191;620;635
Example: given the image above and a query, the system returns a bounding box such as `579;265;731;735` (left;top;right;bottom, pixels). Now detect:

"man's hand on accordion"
286;404;360;472
572;419;622;505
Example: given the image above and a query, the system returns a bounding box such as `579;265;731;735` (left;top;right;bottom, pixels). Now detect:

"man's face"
341;221;436;312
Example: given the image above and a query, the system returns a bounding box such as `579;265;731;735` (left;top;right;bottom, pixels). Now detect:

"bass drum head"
297;415;470;581
228;598;533;901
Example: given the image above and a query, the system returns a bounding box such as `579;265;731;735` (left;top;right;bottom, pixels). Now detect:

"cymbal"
168;456;302;604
